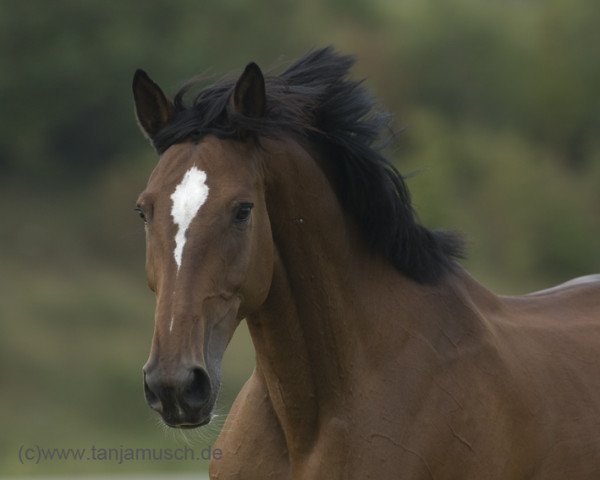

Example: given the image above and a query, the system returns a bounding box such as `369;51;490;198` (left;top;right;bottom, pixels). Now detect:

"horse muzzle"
143;364;215;428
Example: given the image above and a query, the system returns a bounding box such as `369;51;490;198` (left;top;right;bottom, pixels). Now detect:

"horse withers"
132;48;600;479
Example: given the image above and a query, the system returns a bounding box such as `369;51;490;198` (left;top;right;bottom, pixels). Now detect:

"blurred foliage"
1;0;599;475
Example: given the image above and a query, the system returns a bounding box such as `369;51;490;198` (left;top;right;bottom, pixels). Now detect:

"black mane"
153;47;464;283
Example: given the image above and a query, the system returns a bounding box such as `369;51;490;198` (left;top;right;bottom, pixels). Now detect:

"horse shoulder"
210;370;290;480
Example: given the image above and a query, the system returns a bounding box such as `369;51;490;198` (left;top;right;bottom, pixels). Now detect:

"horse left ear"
132;69;174;141
231;62;266;118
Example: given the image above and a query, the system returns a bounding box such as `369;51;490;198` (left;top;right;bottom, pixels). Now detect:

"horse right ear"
132;69;174;141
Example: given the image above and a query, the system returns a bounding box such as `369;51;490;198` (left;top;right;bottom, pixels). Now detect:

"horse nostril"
182;367;212;409
143;372;162;412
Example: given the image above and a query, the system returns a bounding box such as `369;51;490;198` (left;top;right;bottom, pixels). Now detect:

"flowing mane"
152;47;464;283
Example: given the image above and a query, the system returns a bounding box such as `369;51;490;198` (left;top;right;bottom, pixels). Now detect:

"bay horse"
132;47;600;479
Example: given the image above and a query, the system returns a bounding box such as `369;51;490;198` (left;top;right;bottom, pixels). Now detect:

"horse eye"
234;203;253;224
134;206;147;223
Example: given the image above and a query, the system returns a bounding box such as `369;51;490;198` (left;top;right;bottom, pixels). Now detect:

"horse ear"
231;62;266;118
132;69;174;140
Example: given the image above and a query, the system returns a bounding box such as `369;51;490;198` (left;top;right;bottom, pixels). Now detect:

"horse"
132;47;600;479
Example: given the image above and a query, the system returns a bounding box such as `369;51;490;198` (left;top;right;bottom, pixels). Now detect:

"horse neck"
246;139;500;457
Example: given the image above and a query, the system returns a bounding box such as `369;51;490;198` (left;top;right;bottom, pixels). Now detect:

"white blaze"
170;166;209;270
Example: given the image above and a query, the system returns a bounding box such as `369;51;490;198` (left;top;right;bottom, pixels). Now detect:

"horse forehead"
150;138;253;188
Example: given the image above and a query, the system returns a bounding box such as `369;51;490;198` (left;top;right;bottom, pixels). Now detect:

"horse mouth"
164;416;211;429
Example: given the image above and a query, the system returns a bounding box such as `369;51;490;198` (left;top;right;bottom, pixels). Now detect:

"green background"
1;0;599;475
